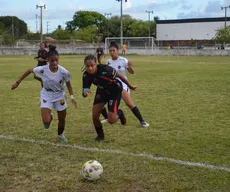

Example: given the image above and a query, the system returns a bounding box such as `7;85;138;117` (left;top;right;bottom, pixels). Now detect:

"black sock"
95;125;104;138
131;106;144;122
58;121;65;135
101;108;108;119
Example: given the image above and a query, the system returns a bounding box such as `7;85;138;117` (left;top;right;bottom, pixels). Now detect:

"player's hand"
128;60;132;67
38;58;43;62
11;82;19;90
130;85;137;90
71;99;77;108
84;89;92;97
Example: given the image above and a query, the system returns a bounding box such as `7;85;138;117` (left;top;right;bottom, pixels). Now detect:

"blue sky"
0;0;230;32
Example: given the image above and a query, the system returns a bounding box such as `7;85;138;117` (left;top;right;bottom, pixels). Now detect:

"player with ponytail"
11;45;77;142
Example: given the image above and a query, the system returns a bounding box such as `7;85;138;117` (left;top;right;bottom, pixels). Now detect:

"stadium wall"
156;17;230;41
0;47;230;56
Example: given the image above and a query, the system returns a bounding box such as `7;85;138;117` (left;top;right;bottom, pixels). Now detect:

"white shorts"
40;96;67;111
122;82;130;94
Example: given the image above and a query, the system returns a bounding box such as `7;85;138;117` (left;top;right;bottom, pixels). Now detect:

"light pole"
146;10;153;47
221;5;230;45
116;0;127;47
36;4;46;42
47;21;50;35
105;13;112;38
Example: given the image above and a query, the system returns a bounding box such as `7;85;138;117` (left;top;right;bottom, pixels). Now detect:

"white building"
156;17;230;41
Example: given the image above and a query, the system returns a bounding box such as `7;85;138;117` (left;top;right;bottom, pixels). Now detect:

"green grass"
0;55;230;191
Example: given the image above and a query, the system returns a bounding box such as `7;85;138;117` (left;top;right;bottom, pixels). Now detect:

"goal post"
104;37;158;55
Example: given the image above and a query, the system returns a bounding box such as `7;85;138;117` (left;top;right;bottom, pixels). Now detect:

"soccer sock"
131;106;144;123
101;108;108;119
58;121;65;135
44;124;50;129
95;125;104;138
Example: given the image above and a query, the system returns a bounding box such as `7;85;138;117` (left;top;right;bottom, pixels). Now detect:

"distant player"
101;41;149;127
122;42;127;56
82;54;137;142
34;42;48;66
95;44;105;64
34;42;48;86
11;45;77;142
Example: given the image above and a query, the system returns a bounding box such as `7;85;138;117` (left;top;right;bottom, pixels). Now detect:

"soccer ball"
81;160;103;181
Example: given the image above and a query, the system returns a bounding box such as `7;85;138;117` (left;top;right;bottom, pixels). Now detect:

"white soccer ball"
81;160;103;181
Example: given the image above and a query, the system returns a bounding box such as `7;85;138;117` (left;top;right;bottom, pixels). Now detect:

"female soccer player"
95;44;105;64
34;42;48;66
11;45;77;142
82;54;136;142
102;42;149;127
34;42;48;86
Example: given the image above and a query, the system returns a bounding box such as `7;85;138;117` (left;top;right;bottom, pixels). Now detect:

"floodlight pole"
116;0;127;47
146;10;154;47
105;13;112;38
36;4;46;42
221;5;230;46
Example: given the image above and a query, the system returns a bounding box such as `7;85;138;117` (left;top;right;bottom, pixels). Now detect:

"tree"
66;11;106;30
214;26;230;43
51;29;73;40
0;16;27;37
75;27;98;42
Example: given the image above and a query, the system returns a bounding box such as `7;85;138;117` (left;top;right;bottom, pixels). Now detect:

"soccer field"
0;55;230;191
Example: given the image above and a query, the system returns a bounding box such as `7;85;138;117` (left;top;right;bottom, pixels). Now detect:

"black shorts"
93;87;122;114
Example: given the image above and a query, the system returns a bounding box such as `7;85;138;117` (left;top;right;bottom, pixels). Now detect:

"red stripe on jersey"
99;76;116;83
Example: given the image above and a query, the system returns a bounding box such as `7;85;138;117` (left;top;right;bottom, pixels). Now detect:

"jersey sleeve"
82;72;93;97
104;65;117;79
33;66;44;78
63;70;71;82
123;58;129;69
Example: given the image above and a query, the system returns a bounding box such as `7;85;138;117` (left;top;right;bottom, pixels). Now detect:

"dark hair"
84;54;96;64
109;41;119;50
82;54;97;72
48;44;59;58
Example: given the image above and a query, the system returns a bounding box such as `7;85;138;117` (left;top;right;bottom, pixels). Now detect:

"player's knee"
92;113;100;123
108;118;116;124
42;118;51;125
107;114;117;124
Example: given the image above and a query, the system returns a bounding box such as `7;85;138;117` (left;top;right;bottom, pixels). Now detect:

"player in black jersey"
95;45;105;64
82;54;137;142
34;42;48;66
34;42;48;86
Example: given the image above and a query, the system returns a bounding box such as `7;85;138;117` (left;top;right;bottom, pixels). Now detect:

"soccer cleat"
101;119;108;124
58;134;68;143
118;109;126;125
140;121;149;128
94;136;105;142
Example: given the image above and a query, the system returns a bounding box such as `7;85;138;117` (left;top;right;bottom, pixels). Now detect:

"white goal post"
104;37;158;54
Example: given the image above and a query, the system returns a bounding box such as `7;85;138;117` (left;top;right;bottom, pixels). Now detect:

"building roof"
157;17;230;24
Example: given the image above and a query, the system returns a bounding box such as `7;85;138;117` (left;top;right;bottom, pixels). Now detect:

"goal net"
104;37;158;55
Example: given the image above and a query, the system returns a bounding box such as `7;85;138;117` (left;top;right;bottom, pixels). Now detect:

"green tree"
75;26;98;42
214;26;230;43
0;16;27;37
51;29;72;40
66;11;106;30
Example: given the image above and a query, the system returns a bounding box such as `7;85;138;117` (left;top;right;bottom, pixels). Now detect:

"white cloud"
223;0;230;6
147;0;157;3
123;0;132;10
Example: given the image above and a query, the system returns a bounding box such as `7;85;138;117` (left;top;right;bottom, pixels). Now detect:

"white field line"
0;134;229;172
